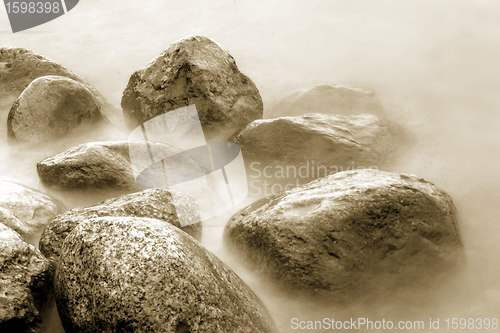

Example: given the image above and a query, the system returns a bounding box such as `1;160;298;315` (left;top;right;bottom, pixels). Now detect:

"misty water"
2;0;500;332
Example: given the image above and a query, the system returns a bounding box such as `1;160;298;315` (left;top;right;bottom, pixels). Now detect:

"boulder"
232;113;394;188
266;84;385;119
40;188;203;270
0;181;66;247
55;217;276;333
121;35;263;141
0;47;116;121
0;223;52;332
224;169;465;303
7;76;106;146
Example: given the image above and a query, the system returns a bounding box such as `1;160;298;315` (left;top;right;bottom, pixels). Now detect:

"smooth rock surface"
224;169;465;303
0;181;66;247
121;35;263;141
56;216;276;333
266;84;385;119
40;188;203;269
7;76;105;146
0;47;116;120
0;223;51;332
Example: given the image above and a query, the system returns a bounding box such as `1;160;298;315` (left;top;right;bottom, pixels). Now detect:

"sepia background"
1;0;499;331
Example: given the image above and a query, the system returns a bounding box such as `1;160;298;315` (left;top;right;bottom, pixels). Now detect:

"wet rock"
7;76;106;147
0;47;116;121
40;188;203;269
0;181;66;247
0;223;52;332
121;35;263;141
232;113;394;186
266;84;385;119
56;216;276;333
224;169;465;303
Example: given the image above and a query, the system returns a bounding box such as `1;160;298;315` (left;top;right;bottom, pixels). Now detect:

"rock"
0;47;116;121
266;84;385;119
55;217;276;333
0;181;66;247
7;76;106;146
40;189;203;269
121;35;263;141
232;113;394;188
224;169;465;303
0;223;52;332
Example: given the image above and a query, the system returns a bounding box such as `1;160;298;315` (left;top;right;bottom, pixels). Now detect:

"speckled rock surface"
36;141;205;191
40;189;203;270
224;169;465;303
0;181;67;247
55;216;276;333
0;223;52;332
0;47;117;121
266;84;385;119
232;113;394;185
121;35;263;141
7;76;106;147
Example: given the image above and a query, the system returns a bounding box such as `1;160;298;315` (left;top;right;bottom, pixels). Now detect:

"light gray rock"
121;35;263;141
0;223;51;332
224;169;465;303
7;76;106;147
0;181;66;247
266;84;385;119
56;216;276;333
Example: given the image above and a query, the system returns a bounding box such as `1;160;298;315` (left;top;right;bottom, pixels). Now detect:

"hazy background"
1;0;500;332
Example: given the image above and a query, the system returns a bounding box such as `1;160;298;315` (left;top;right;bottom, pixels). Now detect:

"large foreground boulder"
232;113;394;189
224;169;465;303
8;76;106;146
0;223;52;332
40;189;203;270
266;84;385;119
121;35;263;141
56;217;276;332
0;47;116;120
0;181;66;246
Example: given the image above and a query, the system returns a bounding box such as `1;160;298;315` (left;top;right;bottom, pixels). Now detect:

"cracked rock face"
40;188;203;272
121;35;263;141
266;84;386;119
0;47;116;121
7;76;106;147
224;169;465;303
0;223;52;332
0;181;67;247
55;216;276;333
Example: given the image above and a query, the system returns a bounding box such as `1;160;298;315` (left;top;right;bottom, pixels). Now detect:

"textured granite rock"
7;76;106;146
121;35;263;141
0;181;66;247
40;189;203;270
224;169;465;303
0;223;52;332
36;141;206;191
0;47;116;120
56;216;276;333
266;84;385;119
232;113;394;185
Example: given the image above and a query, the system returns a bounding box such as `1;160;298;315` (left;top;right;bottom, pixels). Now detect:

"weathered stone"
0;223;51;332
40;189;203;270
7;76;106;146
0;181;66;247
56;216;276;333
121;35;263;141
224;169;464;303
0;47;116;120
266;84;385;119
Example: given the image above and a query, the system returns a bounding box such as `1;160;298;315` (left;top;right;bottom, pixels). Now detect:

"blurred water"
1;0;500;332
